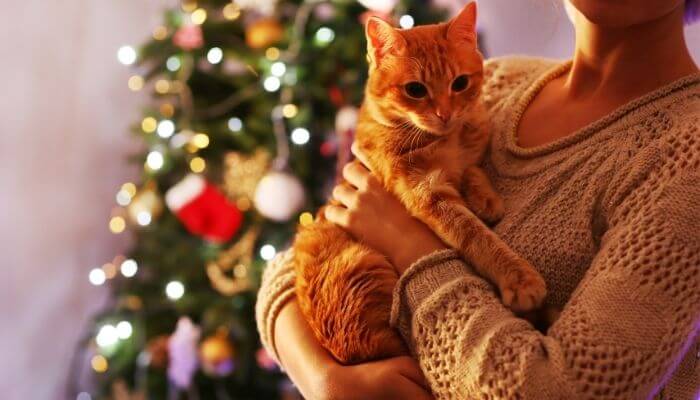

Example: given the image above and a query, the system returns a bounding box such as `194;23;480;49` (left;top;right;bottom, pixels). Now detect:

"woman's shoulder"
481;55;561;110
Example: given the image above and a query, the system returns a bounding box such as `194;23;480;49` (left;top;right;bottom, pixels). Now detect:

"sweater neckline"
505;60;700;159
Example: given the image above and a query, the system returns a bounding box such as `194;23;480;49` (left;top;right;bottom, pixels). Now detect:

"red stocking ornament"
166;174;242;243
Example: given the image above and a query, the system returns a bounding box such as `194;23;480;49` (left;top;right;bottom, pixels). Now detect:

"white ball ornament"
254;171;305;222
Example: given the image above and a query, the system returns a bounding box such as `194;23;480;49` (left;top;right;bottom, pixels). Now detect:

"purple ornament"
167;317;201;389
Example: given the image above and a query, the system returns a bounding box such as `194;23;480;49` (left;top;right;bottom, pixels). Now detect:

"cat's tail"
293;216;407;365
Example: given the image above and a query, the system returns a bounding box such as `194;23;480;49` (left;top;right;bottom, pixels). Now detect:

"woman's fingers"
332;183;357;208
343;160;372;190
324;205;350;227
351;142;372;169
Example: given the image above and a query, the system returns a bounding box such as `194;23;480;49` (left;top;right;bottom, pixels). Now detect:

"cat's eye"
451;75;470;92
404;82;428;99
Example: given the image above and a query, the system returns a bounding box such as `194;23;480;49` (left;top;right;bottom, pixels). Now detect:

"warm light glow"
291;127;310;145
190;157;206;173
192;133;210;148
141;117;158;133
228;117;243;132
157;119;175;138
223;3;241;20
265;47;280;60
146;151;164;170
207;47;223;64
399;15;415;29
155;79;171;94
109;216;126;233
136;211;152;226
270;61;286;77
91;355;108;373
96;325;118;347
160;103;175;117
120;259;138;277
166;281;185;300
282;104;298;118
89;268;106;286
117;45;137;65
299;212;314;226
166;56;181;72
315;27;335;44
182;0;198;12
260;244;276;260
153;25;168;40
116;321;133;339
191;8;207;25
128;75;144;91
263;76;281;92
122;183;137;197
236;197;251;211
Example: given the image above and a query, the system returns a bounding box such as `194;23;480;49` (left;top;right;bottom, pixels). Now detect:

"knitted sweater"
256;57;700;400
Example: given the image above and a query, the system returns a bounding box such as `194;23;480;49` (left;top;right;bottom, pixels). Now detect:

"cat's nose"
436;109;451;123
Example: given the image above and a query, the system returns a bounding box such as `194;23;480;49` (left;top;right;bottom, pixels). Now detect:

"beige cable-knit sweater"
256;57;700;400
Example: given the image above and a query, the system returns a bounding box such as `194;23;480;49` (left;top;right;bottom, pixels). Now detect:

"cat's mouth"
395;125;445;155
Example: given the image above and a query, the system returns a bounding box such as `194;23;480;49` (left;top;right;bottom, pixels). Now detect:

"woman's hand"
275;301;432;400
324;356;433;400
325;144;446;273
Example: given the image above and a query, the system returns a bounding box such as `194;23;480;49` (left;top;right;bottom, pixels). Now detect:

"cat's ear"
365;16;406;65
447;2;477;44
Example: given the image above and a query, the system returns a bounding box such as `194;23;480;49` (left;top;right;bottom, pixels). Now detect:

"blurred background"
1;0;698;399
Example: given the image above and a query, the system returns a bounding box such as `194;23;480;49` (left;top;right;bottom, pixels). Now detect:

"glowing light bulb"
109;216;126;233
299;212;314;226
136;211;152;226
282;104;298;118
260;244;276;260
115;189;132;206
207;47;223;64
91;355;108;373
157;119;175;138
263;76;281;92
117;45;137;65
89;268;106;286
192;133;209;148
315;27;335;44
120;259;138;277
228;117;243;132
142;117;158;133
291;127;310;145
265;47;280;60
166;56;181;71
223;3;241;20
399;15;415;29
270;61;286;77
166;281;185;300
116;321;133;339
189;157;206;173
191;8;207;25
128;75;144;91
146;151;164;170
96;324;118;347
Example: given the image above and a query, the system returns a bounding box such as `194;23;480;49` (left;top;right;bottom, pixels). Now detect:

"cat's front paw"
498;264;547;312
467;192;504;224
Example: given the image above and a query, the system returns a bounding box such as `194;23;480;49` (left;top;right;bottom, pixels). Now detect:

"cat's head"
364;2;483;135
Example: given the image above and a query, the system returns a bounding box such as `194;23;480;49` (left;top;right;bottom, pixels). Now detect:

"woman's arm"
330;143;700;398
255;246;434;399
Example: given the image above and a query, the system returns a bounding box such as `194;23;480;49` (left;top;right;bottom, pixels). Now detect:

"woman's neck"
566;6;698;101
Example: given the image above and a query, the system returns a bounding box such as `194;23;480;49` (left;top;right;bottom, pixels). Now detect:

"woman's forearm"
274;300;336;399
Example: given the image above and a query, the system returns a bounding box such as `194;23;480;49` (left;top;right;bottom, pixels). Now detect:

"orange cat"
293;3;546;364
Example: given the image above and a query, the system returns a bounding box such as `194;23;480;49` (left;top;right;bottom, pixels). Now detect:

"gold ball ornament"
199;332;235;376
245;18;284;49
127;182;164;225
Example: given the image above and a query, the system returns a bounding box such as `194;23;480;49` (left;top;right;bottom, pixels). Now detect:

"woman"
257;0;700;398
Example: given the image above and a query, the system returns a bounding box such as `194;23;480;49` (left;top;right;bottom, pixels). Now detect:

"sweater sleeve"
390;165;700;398
255;250;297;364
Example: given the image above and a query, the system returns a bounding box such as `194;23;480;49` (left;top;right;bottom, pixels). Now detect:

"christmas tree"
70;0;445;398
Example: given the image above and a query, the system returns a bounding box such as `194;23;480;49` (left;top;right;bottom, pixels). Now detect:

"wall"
0;1;697;399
